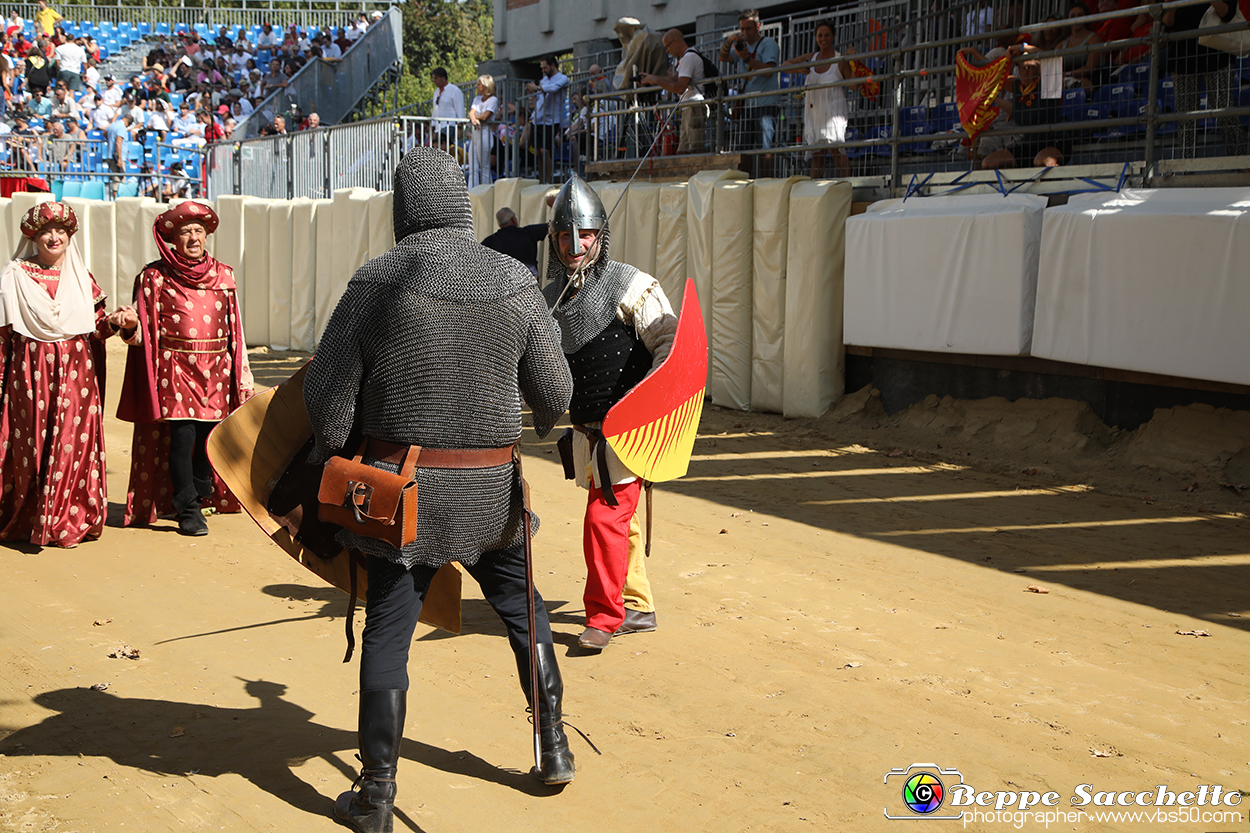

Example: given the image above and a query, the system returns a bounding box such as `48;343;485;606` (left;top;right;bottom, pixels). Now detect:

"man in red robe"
113;202;253;535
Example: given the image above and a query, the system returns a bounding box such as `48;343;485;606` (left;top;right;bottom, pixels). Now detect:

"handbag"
317;439;420;549
1198;5;1250;55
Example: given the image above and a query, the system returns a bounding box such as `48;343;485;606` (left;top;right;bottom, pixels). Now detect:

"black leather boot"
172;486;208;536
334;689;405;833
516;643;575;785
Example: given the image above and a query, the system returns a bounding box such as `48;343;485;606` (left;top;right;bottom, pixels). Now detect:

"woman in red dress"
0;202;114;548
114;201;252;536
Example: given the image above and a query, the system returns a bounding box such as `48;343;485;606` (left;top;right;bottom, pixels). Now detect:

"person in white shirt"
83;58;99;91
93;100;115;131
430;66;465;139
100;75;122;107
640;29;708;154
230;44;250;73
54;36;87;91
321;36;342;60
467;74;497;187
256;23;280;53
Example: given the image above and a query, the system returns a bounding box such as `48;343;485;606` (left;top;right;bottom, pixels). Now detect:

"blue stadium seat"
118;21;132;34
137;21;151;36
97;45;110;61
844;126;867;159
116;181;140;198
97;21;113;33
168;93;183;109
155;21;170;36
1060;87;1087;121
62;181;83;198
869;125;893;156
931;102;959;133
899;105;933;153
1093;83;1137;119
175;22;189;35
80;181;105;200
50;180;65;200
87;129;104;141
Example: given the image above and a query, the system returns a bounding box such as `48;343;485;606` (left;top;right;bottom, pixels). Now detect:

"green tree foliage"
397;0;493;110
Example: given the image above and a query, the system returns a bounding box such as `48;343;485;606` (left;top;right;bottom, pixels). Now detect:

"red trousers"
582;479;642;633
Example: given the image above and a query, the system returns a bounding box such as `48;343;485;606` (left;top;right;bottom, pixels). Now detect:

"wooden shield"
206;362;462;634
601;277;708;482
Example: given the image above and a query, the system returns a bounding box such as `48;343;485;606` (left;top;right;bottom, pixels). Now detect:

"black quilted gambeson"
304;147;573;569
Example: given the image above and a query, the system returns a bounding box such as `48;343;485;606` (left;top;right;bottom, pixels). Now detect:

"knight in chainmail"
304;147;575;832
542;176;678;652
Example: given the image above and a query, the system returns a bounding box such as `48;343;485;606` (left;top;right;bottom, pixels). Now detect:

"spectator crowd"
0;2;386;196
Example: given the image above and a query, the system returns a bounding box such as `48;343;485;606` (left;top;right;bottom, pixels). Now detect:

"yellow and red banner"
847;59;880;103
955;51;1011;151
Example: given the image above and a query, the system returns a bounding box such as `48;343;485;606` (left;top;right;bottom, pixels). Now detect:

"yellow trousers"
622;508;654;613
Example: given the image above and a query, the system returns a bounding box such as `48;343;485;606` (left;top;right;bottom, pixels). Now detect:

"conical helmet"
548;174;606;256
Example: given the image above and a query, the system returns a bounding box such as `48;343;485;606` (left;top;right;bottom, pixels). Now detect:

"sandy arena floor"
1;341;1247;832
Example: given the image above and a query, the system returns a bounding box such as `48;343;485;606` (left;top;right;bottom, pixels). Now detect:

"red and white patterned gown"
0;263;112;547
120;260;251;525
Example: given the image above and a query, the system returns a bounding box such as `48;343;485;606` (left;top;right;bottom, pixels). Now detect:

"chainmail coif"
541;216;639;354
305;146;573;569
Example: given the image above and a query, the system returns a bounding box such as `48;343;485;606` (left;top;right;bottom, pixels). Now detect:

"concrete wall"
492;0;772;64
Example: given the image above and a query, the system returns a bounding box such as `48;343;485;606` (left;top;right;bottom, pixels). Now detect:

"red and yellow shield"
601;278;708;482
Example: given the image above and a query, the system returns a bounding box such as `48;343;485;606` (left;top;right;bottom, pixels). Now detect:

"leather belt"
365;437;518;471
573;423;619;507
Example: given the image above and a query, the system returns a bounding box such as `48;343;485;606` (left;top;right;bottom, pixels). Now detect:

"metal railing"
205;0;1250;199
14;1;397;33
208;117;398;198
582;0;1250;185
233;6;403;138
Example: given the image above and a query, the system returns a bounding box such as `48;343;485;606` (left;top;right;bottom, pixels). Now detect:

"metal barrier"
583;0;1250;185
12;1;396;33
208;117;398;198
4;137;210;200
206;0;1250;199
234;6;404;138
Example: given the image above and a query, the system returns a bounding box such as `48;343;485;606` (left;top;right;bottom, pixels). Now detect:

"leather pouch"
317;441;420;549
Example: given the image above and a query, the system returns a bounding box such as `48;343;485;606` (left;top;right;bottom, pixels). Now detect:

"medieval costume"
304;147;574;832
116;201;252;535
542;176;678;651
0;202;113;547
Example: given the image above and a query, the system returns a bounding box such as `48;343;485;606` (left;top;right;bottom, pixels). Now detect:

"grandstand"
1;1;398;199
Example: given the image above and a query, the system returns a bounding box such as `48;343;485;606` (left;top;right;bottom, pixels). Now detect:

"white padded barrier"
289;198;319;352
655;183;688;312
113;196;155;291
709;179;754;410
1033;188;1250;386
469;183;494;241
622;182;660;277
313;197;337;344
750;177;806;415
845;194;1046;355
267;200;294;352
64;197;117;306
687;170;747;376
492;178;537;230
519;183;557;282
785;180;852;418
241;198;272;347
368;190;394;260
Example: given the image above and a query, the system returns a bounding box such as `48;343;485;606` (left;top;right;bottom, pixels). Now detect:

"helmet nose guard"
549;174;606;257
